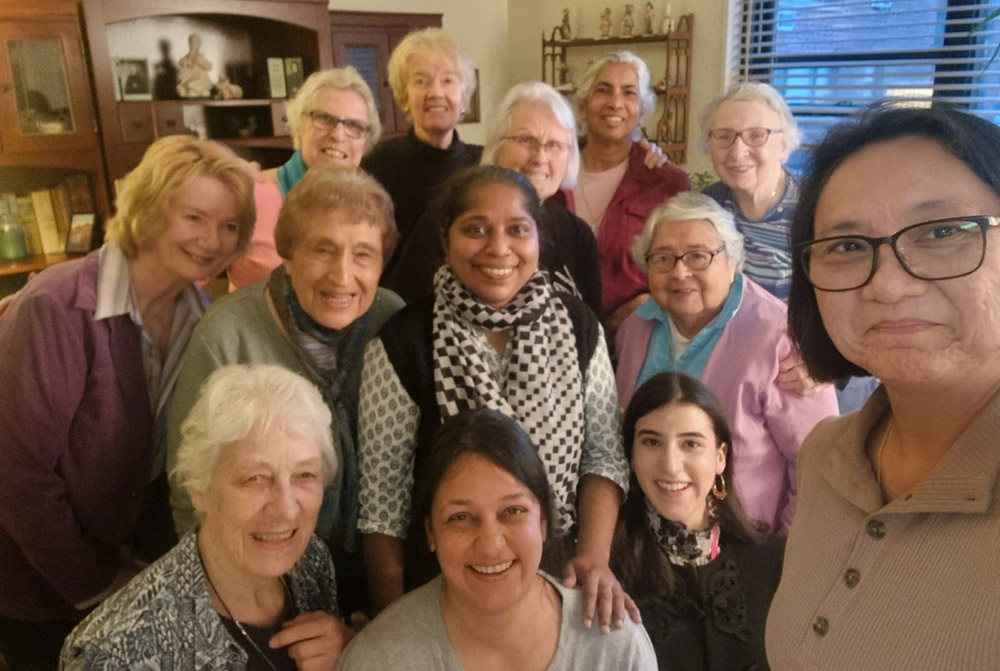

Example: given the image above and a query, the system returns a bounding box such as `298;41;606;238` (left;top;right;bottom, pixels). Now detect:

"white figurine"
176;34;212;98
643;2;655;35
559;9;572;40
599;8;613;39
621;4;635;37
214;75;243;100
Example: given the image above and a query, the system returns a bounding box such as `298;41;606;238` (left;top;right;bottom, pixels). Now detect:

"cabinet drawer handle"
131;121;145;129
0;83;10;93
165;119;176;128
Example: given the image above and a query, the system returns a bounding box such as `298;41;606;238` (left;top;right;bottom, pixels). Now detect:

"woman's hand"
776;351;827;396
269;611;354;671
638;138;669;169
563;554;640;634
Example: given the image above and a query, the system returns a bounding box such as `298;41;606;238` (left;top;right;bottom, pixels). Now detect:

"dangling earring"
711;473;728;500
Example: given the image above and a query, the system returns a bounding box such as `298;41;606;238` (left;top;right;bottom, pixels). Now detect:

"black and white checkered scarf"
432;265;586;534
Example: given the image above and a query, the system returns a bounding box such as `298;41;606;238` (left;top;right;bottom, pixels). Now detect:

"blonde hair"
274;165;398;261
387;28;476;116
285;66;382;152
172;364;336;496
104;136;255;258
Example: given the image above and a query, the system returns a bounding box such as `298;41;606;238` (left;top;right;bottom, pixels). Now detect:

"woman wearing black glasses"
766;105;1000;671
228;67;381;290
616;191;838;536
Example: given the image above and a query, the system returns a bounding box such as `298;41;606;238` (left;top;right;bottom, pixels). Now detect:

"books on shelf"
6;174;96;257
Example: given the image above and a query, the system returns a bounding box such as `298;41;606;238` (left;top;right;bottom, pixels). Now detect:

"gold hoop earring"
711;473;728;501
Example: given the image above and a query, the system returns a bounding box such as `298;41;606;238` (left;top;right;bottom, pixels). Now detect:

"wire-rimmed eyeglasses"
502;135;570;155
707;127;783;149
307;110;371;139
645;245;727;273
796;215;1000;292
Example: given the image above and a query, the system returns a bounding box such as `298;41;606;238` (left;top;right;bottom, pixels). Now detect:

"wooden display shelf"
0;252;85;277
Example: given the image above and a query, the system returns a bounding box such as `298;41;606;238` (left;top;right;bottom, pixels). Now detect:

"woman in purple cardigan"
0;136;255;671
615;191;837;535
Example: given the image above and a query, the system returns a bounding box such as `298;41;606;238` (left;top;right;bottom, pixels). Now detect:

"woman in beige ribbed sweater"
766;104;1000;671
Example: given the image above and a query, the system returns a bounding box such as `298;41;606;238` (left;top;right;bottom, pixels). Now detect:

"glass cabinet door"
0;19;97;154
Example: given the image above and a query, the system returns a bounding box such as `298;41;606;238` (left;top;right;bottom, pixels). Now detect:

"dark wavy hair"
611;373;761;599
788;103;1000;381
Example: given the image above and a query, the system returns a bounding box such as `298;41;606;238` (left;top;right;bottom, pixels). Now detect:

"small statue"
643;2;655;35
176;34;212;98
214;75;243;100
621;4;635;38
552;8;572;41
554;55;575;93
599;7;613;39
659;1;673;34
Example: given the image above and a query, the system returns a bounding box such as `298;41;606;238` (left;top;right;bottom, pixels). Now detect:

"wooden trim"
330;11;442;30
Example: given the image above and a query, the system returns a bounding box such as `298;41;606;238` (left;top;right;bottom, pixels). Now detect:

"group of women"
0;21;997;671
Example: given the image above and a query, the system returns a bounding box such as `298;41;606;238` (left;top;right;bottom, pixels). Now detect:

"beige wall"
329;0;732;175
328;0;509;145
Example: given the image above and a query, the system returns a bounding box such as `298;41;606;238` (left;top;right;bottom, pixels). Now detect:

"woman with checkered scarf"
357;165;636;633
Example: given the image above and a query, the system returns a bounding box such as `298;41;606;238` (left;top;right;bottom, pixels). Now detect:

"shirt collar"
93;242;139;322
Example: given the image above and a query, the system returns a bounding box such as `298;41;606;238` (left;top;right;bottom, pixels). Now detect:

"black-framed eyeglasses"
796;215;1000;292
645;245;726;273
707;127;783;149
307;110;370;139
502;135;570;155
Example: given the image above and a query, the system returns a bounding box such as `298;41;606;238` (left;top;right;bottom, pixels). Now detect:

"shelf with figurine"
541;7;693;163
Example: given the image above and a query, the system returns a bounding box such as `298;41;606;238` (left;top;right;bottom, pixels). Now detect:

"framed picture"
114;58;152;101
462;69;482;124
65;214;95;254
284;57;305;98
267;58;287;99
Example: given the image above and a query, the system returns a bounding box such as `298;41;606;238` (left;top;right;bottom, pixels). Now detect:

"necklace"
875;415;895;488
198;550;285;671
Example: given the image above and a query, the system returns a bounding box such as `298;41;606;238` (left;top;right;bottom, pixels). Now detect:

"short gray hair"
699;82;801;155
631;191;746;274
286;66;382;152
481;81;581;189
576;51;657;139
171;365;336;496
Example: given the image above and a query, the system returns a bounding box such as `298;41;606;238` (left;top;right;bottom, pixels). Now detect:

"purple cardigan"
615;278;838;534
0;251;156;620
567;142;690;317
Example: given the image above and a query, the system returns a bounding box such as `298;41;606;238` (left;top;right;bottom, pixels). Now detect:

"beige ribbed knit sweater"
766;386;1000;670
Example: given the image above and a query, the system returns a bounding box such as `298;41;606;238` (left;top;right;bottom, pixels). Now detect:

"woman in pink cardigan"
615;191;837;534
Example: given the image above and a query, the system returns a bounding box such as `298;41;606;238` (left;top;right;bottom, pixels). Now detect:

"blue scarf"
276;151;307;197
635;274;745;386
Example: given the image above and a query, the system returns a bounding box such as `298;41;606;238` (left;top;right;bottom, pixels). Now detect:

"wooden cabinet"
330;11;442;138
82;0;333;187
0;0;110;279
541;14;694;164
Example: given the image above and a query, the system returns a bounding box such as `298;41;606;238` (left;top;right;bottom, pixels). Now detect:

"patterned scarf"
645;498;721;567
431;265;585;535
267;267;367;553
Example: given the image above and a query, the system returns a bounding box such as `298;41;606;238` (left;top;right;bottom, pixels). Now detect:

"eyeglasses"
307;110;370;139
502;135;570;155
645;245;726;273
797;215;1000;292
707;127;783;149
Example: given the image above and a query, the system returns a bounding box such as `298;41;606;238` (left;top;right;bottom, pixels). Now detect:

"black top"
361;127;482;279
381;191;602;316
637;535;785;671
